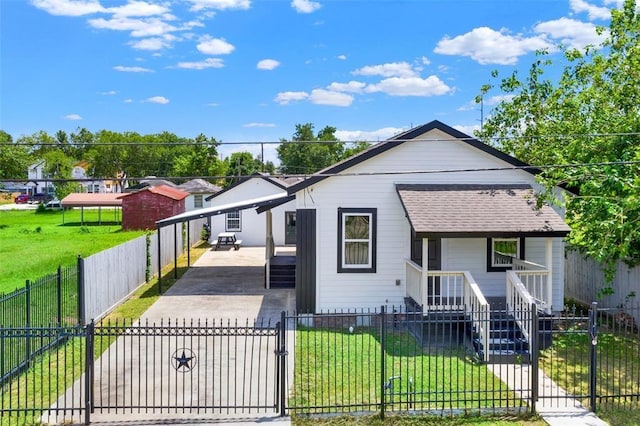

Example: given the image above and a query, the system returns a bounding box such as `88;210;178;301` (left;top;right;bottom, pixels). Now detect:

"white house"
205;173;299;247
27;160;55;197
285;120;571;315
177;179;221;212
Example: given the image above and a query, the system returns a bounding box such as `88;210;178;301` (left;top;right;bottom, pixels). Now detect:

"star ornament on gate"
171;348;197;373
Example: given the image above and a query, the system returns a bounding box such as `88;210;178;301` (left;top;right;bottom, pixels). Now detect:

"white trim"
340;211;373;269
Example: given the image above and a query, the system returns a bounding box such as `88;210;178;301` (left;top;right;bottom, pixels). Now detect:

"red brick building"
120;185;188;230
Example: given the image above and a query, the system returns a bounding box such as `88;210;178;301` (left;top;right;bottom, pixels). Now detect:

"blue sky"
0;0;618;162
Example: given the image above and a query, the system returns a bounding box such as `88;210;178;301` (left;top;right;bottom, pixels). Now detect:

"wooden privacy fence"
565;249;640;325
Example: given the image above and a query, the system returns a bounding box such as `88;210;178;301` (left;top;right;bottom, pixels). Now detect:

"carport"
60;193;123;225
155;192;295;291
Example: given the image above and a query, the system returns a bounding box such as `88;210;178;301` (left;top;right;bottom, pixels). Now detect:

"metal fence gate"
1;318;283;425
90;319;281;415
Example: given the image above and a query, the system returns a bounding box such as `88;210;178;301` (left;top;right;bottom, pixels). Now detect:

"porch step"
268;256;295;288
471;311;530;363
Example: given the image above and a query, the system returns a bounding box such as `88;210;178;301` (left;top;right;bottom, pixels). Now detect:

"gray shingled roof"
177;178;222;194
396;184;571;237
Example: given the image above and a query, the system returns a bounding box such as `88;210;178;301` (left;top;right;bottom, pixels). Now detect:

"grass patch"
290;327;520;414
0;242;211;426
0;209;143;293
539;322;640;424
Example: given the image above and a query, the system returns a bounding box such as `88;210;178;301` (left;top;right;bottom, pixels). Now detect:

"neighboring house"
71;161;124;193
26;160;55;197
285;120;571;315
120;185;188;230
125;178;177;193
177;179;222;211
204;173;300;247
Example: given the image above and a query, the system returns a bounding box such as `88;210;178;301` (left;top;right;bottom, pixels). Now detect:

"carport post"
187;220;191;267
173;223;178;279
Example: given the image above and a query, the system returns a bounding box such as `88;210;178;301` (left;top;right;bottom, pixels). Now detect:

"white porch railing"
506;271;536;343
512;259;551;313
405;260;490;362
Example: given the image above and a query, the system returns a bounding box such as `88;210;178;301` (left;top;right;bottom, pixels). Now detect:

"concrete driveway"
45;246;295;426
141;246;296;323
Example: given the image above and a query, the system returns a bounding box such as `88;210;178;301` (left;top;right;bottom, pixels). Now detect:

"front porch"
405;256;553;363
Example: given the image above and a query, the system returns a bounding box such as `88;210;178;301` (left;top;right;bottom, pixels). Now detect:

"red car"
14;194;30;204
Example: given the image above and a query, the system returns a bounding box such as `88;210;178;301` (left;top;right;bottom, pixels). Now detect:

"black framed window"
194;195;204;208
337;208;376;273
487;237;524;272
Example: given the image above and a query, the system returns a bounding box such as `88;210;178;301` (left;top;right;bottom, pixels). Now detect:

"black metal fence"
0;262;81;386
1;305;639;424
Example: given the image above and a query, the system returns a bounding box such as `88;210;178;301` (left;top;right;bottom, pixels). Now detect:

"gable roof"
119;184;188;201
396;184;570;238
287;120;540;194
177;178;222;194
205;172;291;201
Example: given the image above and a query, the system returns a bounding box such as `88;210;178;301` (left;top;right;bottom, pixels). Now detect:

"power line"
4;160;639;184
7;132;640;147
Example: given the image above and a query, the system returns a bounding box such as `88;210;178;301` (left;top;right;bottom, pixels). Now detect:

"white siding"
209;178;295;246
184;193;216;212
295;130;568;311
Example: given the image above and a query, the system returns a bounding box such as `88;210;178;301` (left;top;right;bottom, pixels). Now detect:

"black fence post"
85;320;95;425
278;310;287;417
77;255;85;326
589;301;598;413
380;305;386;419
25;280;31;360
57;265;62;326
530;303;539;414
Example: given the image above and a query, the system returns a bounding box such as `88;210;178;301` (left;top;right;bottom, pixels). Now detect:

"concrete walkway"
45;247;294;426
488;364;609;426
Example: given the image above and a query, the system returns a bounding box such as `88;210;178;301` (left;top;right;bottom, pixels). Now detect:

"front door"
285;211;296;245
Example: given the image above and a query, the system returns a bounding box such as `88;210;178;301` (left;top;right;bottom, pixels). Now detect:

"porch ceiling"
396;184;571;238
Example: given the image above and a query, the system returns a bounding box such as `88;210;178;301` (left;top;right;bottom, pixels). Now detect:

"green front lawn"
0;208;144;293
291;327;521;414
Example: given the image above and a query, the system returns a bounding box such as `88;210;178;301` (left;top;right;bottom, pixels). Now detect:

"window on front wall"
226;210;241;231
338;208;376;273
487;237;523;271
194;194;203;208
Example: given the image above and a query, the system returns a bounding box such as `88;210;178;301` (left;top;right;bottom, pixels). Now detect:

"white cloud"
31;0;105;16
176;58;225;69
570;0;612;20
88;16;177;38
107;1;171;18
366;76;452;97
129;37;173;50
420;56;431;65
291;0;321;13
458;94;514;111
453;124;481;137
146;96;169;104
434;27;552;65
274;91;309;105
337;54;347;60
186;0;250;12
335;127;406;142
326;81;366;94
534;18;606;49
243;122;276;128
352;62;418;78
98;90;117;95
113;65;153;72
206;102;219;107
197;35;235;55
64;113;82;120
124;99;134;103
257;59;280;70
308;89;353;107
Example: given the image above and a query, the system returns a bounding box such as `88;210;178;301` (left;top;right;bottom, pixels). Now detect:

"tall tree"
475;0;640;283
277;123;369;174
171;133;226;179
224;152;263;187
0;130;31;180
